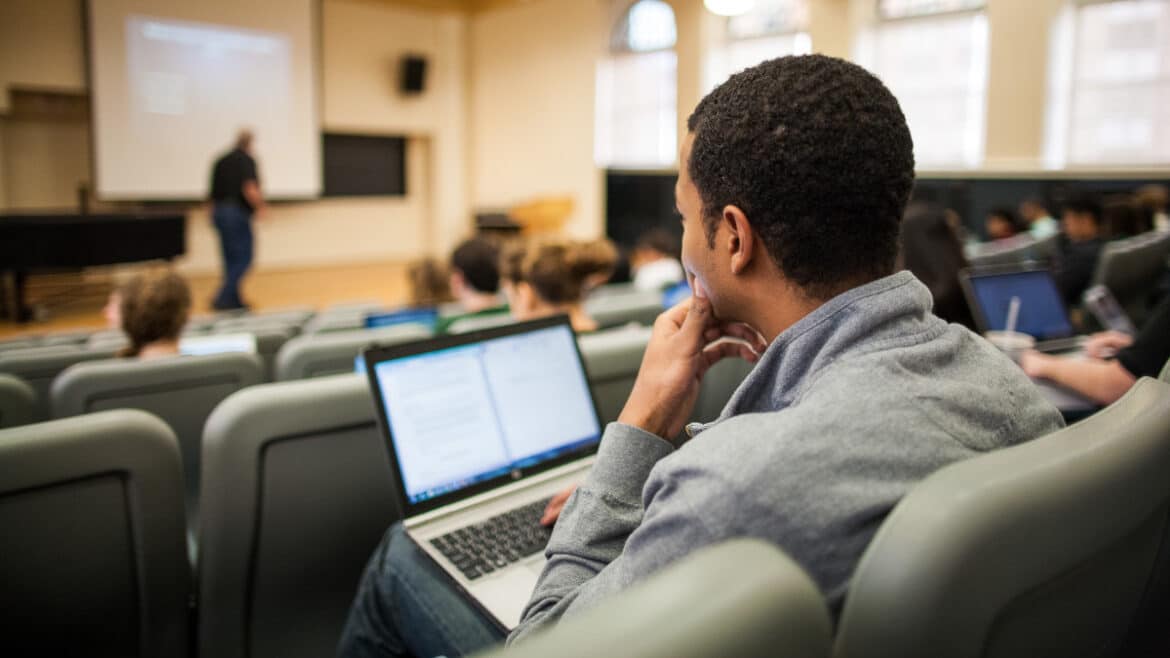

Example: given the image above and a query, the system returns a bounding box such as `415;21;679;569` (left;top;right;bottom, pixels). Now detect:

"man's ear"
722;205;756;275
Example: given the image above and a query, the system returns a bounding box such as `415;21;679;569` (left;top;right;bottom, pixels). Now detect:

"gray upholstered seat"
250;326;295;381
0;410;190;657
0;372;36;428
690;357;754;424
274;324;431;381
584;290;664;328
967;237;1040;268
50;352;264;527
1160;357;1169;383
0;345;118;422
578;324;653;424
198;374;400;658
1090;231;1170;324
446;312;518;334
472;539;832;658
0;336;42;353
835;377;1170;658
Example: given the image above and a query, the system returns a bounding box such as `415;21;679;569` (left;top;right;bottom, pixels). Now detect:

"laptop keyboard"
429;498;554;581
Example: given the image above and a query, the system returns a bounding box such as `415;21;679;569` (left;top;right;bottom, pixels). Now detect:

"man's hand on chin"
617;289;767;442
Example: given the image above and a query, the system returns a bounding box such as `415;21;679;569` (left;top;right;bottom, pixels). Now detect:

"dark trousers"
212;202;253;309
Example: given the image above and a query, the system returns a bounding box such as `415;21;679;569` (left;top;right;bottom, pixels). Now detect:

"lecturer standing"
208;130;265;311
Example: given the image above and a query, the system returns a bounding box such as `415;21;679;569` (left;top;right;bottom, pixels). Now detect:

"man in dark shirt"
208;130;265;310
1055;193;1104;307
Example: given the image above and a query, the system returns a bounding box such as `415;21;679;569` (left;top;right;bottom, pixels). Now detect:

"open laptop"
362;315;602;631
959;266;1085;353
364;307;439;331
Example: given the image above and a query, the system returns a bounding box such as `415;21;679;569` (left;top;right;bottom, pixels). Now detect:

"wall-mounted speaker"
400;55;427;94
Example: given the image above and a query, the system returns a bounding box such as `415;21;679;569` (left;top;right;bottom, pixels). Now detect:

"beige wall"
0;0;86;113
468;0;606;239
0;0;470;274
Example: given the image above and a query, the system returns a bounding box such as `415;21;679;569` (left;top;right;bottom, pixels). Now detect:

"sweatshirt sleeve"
507;422;721;645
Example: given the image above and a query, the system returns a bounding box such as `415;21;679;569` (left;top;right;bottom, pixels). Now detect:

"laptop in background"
959;266;1083;352
364;307;439;331
362;315;602;630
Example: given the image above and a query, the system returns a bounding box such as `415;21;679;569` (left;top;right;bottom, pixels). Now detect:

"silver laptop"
362;315;602;631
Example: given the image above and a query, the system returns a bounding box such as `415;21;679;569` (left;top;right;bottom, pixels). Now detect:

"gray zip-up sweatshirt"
509;271;1065;644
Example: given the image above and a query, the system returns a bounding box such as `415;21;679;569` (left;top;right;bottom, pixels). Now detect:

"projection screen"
87;0;319;200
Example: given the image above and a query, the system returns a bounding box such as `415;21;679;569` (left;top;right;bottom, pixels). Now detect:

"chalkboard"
322;133;406;197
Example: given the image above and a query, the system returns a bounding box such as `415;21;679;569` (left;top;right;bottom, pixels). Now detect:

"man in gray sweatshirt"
338;54;1064;658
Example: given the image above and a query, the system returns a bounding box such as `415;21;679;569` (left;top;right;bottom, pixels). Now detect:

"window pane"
612;0;677;53
704;33;812;94
726;0;809;39
857;11;988;169
878;0;984;20
1064;0;1170;166
595;51;678;168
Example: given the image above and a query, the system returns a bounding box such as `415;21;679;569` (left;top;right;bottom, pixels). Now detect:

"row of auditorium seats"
4;373;1168;657
0;284;671;425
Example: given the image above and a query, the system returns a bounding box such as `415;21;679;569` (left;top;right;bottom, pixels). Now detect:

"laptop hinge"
404;457;595;529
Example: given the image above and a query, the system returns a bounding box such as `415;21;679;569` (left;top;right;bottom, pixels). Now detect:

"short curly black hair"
451;237;501;294
687;54;915;299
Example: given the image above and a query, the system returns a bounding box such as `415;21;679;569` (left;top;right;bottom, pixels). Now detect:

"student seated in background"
499;239;616;333
405;257;453;308
435;236;509;333
630;228;685;291
338;54;1063;658
115;269;192;359
1019;198;1059;239
1102;197;1152;240
985;207;1025;241
1021;296;1170;405
1056;193;1106;307
898;201;976;329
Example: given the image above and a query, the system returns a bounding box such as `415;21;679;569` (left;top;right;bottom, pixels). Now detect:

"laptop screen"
365;307;439;331
964;269;1074;340
368;321;600;508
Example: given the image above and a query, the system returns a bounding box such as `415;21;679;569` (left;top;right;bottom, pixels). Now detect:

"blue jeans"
212;202;253;309
338;523;506;658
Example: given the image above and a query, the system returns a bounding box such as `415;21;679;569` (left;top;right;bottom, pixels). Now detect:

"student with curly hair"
339;55;1061;657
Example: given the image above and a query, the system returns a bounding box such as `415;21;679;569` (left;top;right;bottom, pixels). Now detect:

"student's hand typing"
1083;330;1133;359
540;484;576;526
617;292;766;442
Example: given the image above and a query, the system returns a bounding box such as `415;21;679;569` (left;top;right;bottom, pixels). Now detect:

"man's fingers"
700;339;758;375
677;294;716;343
717;322;768;353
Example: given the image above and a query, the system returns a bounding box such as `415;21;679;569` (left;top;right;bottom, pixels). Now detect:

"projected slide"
88;1;318;199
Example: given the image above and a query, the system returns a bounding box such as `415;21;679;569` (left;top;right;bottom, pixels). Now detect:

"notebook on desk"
959;266;1084;353
361;315;602;630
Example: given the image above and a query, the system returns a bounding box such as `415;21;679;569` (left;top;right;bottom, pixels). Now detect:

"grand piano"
0;211;186;322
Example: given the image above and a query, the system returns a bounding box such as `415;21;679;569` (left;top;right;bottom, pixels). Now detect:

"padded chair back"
967;238;1039;268
1091;231;1170;323
198;374;400;658
250;326;294;381
690;357;755;424
0;345;118;422
0;410;190;657
446;312;518;334
474;539;832;658
274;324;431;381
578;325;653;424
50;352;264;525
0;372;36;428
1160;357;1169;383
835;377;1170;658
585;290;664;329
0;336;42;352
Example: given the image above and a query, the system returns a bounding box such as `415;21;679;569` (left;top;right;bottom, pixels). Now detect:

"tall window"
1045;0;1170;168
856;0;989;170
595;0;678;169
703;0;812;94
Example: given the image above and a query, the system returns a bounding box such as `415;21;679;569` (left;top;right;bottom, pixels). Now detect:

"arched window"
596;0;678;168
704;0;812;94
856;0;989;169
